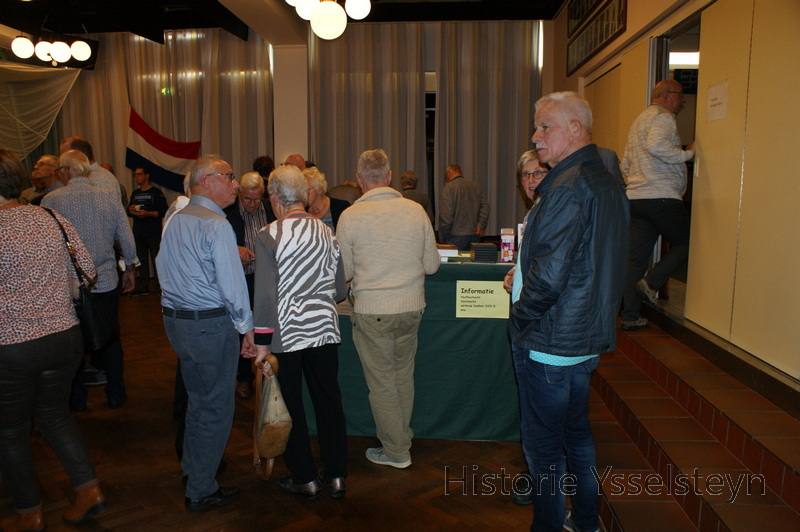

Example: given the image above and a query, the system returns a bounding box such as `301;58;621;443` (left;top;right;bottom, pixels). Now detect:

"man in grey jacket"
437;164;489;250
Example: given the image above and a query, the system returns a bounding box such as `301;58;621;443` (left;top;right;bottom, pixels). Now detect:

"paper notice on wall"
456;281;509;319
707;81;728;122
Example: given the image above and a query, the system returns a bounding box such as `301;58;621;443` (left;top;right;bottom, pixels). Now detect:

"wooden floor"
0;293;535;531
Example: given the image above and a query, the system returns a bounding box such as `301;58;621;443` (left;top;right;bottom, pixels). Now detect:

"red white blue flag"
125;107;201;192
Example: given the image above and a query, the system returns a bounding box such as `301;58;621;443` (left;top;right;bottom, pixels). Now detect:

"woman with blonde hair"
303;166;350;233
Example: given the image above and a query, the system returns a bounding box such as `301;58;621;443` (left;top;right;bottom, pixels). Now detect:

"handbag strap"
42;207;96;288
252;363;263;468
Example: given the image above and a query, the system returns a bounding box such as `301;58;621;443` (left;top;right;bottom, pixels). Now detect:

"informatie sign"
456;281;510;319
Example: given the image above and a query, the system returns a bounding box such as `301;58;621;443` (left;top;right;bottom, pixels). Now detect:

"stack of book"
470;243;498;263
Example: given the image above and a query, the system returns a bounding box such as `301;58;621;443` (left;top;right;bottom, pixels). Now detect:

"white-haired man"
225;171;276;399
508;92;628;532
41;150;138;411
156;155;255;512
336;149;440;469
620;79;696;331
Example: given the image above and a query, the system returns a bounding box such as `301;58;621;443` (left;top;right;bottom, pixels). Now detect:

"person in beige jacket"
336;149;440;469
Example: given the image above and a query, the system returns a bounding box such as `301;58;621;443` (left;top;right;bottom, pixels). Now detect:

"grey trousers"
164;313;238;499
352;310;423;462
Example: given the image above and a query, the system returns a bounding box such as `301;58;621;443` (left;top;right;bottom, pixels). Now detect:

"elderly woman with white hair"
253;164;348;500
302;166;349;233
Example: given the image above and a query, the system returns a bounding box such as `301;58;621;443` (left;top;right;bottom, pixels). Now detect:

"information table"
306;262;521;442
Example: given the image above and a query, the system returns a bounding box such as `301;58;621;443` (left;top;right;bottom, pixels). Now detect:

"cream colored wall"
729;0;800;378
272;45;309;163
684;0;752;345
584;65;621;152
546;0;800;379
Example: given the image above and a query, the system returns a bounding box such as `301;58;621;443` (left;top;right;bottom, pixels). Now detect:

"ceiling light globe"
345;0;370;20
286;0;303;6
34;41;52;62
11;36;34;59
71;40;92;61
50;41;72;63
296;0;320;21
311;1;347;40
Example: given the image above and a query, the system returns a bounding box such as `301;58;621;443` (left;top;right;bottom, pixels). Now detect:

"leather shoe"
318;469;346;499
277;477;321;500
0;509;45;532
185;486;240;511
63;484;107;524
235;381;253;399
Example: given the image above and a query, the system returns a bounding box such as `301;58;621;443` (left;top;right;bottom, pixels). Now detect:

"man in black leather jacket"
508;92;629;532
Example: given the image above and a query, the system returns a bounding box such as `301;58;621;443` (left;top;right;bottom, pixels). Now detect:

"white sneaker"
564;509;601;532
365;447;411;469
636;278;660;307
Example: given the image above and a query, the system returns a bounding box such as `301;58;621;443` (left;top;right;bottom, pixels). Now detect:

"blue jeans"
164;313;238;499
621;198;690;321
512;346;600;532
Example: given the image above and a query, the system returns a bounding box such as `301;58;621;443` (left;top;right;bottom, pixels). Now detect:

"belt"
162;307;227;320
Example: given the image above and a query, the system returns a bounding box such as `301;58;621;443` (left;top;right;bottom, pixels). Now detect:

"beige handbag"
252;360;292;481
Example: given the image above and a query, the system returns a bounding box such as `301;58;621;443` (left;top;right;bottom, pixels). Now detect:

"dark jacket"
329;197;350;232
225;198;277;247
509;144;629;357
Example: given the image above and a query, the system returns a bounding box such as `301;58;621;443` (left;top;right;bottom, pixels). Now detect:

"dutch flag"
125;107;200;192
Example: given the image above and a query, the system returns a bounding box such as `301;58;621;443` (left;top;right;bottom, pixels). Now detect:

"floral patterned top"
0;204;96;346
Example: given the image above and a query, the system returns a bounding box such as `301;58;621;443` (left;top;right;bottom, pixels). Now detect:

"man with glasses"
127;166;168;296
20;156;58;204
157;155;255;512
620;79;696;331
224;171;276;399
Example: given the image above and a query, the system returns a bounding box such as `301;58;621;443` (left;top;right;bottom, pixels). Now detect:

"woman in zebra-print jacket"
252;164;348;500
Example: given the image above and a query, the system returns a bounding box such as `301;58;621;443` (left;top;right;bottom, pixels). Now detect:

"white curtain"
435;21;541;234
60;29;273;198
308;21;541;234
0;61;80;159
309;23;427;190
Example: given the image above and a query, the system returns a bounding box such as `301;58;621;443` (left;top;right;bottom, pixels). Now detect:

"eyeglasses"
520;170;548;181
205;172;236;182
241;196;262;203
33;161;55;168
133;172;148;176
665;90;685;96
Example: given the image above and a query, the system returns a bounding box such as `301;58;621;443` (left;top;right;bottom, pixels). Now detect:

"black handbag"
44;208;119;352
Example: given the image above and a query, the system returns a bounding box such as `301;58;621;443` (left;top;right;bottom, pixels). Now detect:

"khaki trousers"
351;310;423;462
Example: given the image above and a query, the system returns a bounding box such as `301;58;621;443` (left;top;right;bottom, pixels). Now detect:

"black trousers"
0;326;97;510
276;343;348;483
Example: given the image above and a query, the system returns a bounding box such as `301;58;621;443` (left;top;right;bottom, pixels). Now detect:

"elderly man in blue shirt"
156;155;256;512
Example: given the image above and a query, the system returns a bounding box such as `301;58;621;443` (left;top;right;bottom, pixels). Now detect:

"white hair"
268;164;308;208
535;91;593;133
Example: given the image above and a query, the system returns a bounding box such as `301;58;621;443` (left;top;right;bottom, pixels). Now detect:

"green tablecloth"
306;262;521;442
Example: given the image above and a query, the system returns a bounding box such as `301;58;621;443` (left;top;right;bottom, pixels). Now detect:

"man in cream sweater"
336;149;440;469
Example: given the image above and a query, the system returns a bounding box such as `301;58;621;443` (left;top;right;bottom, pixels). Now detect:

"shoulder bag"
44;208;119;352
252;358;292;481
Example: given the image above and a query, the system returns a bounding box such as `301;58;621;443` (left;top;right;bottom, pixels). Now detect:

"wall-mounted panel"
730;0;800;379
683;0;753;338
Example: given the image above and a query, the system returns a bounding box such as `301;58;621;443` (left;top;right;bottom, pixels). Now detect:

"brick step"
589;324;800;531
